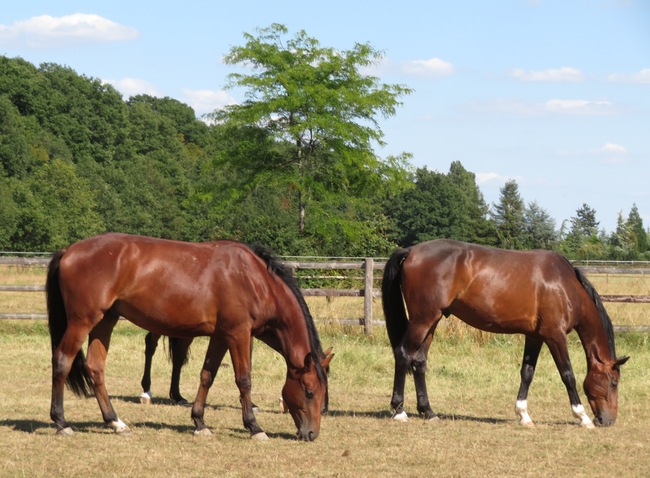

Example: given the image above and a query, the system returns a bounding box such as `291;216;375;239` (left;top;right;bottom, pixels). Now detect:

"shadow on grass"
124;400;514;426
0;418;297;439
324;408;511;424
0;419;52;433
0;419;127;434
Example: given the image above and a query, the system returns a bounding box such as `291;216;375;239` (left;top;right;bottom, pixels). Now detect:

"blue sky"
1;1;649;234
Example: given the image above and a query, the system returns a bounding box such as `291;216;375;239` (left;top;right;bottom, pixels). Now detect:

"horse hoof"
427;415;442;424
392;410;409;422
519;420;535;428
110;419;131;435
140;392;152;405
194;427;212;436
251;432;269;441
56;426;74;436
176;399;190;407
581;422;596;429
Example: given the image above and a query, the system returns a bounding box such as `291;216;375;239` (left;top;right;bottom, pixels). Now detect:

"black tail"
573;266;617;358
168;337;191;366
382;248;411;351
46;249;93;397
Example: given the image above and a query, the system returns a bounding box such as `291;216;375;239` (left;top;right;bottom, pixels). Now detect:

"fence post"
363;258;374;335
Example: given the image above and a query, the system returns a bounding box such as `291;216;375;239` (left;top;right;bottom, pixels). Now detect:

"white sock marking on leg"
515;399;533;425
572;404;595;428
110;418;129;433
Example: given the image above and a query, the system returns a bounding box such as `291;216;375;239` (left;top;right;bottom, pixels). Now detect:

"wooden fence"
1;258;649;333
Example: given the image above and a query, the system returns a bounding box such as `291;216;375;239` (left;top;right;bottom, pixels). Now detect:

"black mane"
572;264;618;358
250;244;327;384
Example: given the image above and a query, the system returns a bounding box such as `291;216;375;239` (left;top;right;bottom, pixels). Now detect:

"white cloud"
544;99;614;115
593;143;628;155
400;58;455;78
591;142;629;164
103;78;163;99
476;172;523;184
510;67;584;83
465;97;615;116
180;88;237;116
607;68;650;84
557;142;630;164
0;14;138;48
476;172;502;184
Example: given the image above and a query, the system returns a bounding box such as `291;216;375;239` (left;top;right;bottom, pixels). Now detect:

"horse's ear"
323;346;333;357
321;351;334;369
615;356;630;369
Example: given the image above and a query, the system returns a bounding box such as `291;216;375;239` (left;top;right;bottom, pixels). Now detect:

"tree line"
1;25;647;260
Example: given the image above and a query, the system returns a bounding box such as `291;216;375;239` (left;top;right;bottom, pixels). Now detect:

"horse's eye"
306;389;314;399
611;380;618;389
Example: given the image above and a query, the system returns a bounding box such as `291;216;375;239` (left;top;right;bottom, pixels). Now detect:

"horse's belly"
114;299;216;337
449;303;537;334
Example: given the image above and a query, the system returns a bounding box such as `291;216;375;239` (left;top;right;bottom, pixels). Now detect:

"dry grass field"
0;264;649;477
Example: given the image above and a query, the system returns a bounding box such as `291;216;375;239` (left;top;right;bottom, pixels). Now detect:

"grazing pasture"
0;319;648;478
0;264;649;476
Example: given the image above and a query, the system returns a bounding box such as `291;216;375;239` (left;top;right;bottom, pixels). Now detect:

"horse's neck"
272;310;313;370
575;313;615;365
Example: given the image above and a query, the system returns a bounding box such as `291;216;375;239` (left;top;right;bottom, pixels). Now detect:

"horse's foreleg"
229;334;266;439
191;335;228;435
140;332;160;404
546;334;595;428
86;314;129;434
515;336;543;426
169;337;192;405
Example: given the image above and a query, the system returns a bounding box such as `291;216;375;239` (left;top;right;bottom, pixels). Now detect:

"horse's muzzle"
593;410;617;427
594;416;616;427
297;428;319;441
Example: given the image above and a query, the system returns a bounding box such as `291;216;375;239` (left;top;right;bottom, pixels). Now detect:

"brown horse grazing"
46;233;333;440
382;239;629;428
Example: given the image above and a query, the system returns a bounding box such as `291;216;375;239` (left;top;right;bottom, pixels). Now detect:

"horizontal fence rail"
1;257;649;333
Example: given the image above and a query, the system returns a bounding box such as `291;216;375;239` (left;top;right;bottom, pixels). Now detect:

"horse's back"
56;233;269;336
402;240;586;333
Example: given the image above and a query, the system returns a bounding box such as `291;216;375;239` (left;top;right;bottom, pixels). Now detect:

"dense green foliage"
1;27;648;258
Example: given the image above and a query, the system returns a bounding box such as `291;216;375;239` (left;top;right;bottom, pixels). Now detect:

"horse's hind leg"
51;326;93;434
515;335;543;426
86;311;130;434
169;337;193;404
391;314;441;421
140;332;161;404
413;333;437;420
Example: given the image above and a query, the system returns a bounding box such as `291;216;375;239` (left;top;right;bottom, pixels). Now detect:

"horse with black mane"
382;239;629;427
46;233;333;440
